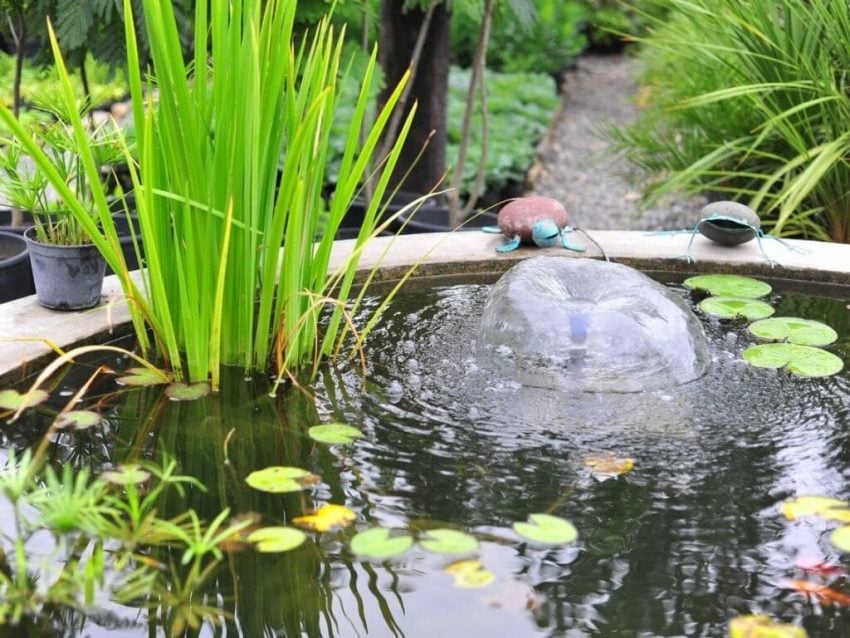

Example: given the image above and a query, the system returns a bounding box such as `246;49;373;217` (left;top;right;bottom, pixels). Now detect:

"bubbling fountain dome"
476;256;710;392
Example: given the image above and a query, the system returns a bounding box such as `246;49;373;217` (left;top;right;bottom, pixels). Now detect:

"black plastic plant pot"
0;231;35;303
25;228;106;311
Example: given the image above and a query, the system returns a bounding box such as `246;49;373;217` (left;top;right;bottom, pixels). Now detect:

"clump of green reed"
610;0;850;242
0;0;414;389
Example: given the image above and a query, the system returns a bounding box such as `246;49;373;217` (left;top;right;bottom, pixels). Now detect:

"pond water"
3;276;850;637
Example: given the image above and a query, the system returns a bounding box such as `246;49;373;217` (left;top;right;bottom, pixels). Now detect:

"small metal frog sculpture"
675;201;802;265
482;196;586;253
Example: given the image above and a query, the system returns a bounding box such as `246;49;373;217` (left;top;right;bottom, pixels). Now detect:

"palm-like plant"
611;0;850;242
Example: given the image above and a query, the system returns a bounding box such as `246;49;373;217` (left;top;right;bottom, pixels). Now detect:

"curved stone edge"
2;230;848;386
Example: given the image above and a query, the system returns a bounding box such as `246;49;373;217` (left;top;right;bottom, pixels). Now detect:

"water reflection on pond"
3;281;850;637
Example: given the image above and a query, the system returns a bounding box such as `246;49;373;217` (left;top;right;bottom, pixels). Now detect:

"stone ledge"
2;230;848;385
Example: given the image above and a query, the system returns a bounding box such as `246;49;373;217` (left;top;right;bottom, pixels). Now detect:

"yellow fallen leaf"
293;504;356;532
583;453;634;478
445;559;495;589
781;496;850;521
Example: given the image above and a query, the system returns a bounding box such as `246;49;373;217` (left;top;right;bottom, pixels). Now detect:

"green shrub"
609;0;850;242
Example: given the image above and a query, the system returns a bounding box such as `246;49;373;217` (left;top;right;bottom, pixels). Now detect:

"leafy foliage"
610;0;850;242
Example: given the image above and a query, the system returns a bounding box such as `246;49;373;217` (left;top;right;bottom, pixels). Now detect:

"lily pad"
748;317;838;346
728;615;807;638
116;366;171;387
55;410;102;430
0;389;49;410
165;382;211;401
247;526;306;553
513;514;578;545
308;423;364;445
293;504;356;532
350;527;414;560
245;466;320;493
830;526;850;553
101;464;151;486
782;496;850;521
445;559;495;589
419;529;479;555
743;343;844;377
683;274;772;299
698;296;775;320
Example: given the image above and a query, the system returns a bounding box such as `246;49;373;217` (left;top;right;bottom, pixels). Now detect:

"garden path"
528;53;706;231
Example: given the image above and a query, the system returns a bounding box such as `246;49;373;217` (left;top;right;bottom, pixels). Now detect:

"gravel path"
528;53;706;231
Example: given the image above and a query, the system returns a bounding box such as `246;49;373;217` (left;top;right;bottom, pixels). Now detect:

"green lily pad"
245;466;320;493
0;389;49;410
742;343;844;377
513;514;578;545
683;274;772;298
748;317;838;346
728;615;807;638
698;296;775;320
350;527;414;560
101;464;151;486
55;410;101;430
419;529;479;555
165;382;211;401
116;366;172;387
247;526;307;553
308;423;364;445
831;526;850;552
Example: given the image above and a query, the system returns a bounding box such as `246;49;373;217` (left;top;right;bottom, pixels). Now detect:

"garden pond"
2;273;850;637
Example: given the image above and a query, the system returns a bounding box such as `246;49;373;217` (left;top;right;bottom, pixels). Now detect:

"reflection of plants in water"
0;446;251;635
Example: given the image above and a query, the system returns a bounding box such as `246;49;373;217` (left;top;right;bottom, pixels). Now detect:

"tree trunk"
378;0;450;197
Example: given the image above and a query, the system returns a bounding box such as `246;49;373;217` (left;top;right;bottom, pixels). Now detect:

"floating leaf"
116;366;171;387
165;382;211;401
247;526;306;553
0;389;49;410
55;410;101;430
513;514;578;545
350;527;414;560
308;423;364;445
445;559;495;589
743;344;843;377
583;453;635;479
293;504;356;532
728;614;808;638
781;496;850;521
245;466;320;493
101;464;151;486
785;579;850;606
748;318;838;346
830;526;850;553
697;296;775;320
419;529;479;555
794;558;845;577
683;274;772;299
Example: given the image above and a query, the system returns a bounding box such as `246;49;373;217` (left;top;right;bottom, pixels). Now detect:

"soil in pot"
25;228;106;310
0;231;35;302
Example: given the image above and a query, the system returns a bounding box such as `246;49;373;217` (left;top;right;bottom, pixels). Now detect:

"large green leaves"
513;514;578;545
743;344;843;377
698;297;775;320
684;274;772;298
748;317;838;346
350;528;414;560
247;527;307;553
419;529;479;555
245;466;319;493
308;423;364;445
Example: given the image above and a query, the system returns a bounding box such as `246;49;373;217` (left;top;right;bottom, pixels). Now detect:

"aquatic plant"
0;0;415;388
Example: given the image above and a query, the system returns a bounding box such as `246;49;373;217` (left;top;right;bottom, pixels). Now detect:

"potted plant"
0;113;127;309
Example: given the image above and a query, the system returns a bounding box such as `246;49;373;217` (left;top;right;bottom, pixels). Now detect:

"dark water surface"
3;282;850;637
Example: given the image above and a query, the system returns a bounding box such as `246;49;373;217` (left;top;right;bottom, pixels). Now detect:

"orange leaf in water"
293;504;356;532
583;453;634;478
785;579;850;606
